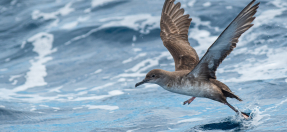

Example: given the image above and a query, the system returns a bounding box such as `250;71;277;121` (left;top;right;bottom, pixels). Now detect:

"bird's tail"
222;90;243;101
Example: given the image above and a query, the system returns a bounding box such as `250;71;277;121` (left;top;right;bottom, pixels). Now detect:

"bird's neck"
157;70;190;88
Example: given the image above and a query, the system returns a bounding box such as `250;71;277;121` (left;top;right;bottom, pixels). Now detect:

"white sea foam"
32;2;74;20
133;48;142;52
188;17;218;56
203;2;211;7
264;98;287;112
91;0;116;8
226;6;232;9
90;82;115;91
221;40;287;82
0;68;7;71
184;1;287;82
0;88;17;100
61;21;78;29
115;52;171;79
77;91;88;96
125;52;169;73
188;0;197;7
99;14;160;34
122;53;147;64
126;128;140;132
52;107;60;110
61;16;90;30
122;58;133;64
9;75;22;82
0;105;5;108
75;87;87;91
31;2;74;28
85;105;119;110
73;90;124;101
118;78;126;82
77;16;89;22
94;69;103;74
0;86;123;103
248;107;268;126
240;1;287;47
30;107;36;111
177;118;203;123
270;0;287;8
13;32;57;92
39;105;49;107
73;107;83;110
48;86;63;93
12;80;18;85
84;8;91;13
242;98;287;127
114;73;146;78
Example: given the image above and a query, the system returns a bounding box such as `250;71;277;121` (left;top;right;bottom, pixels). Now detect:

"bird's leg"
225;102;249;119
183;97;196;105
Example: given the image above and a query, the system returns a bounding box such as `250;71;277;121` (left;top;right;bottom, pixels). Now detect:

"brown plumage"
136;0;259;119
160;0;199;71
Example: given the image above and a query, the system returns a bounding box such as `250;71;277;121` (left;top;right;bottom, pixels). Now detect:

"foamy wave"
31;2;75;28
91;0;117;8
225;98;287;128
183;0;287;83
61;16;89;30
85;105;119;110
32;2;74;20
48;86;63;93
14;32;57;92
188;0;197;7
218;2;287;82
90;82;115;91
73;90;124;101
114;52;171;79
94;69;103;74
177;118;203;123
122;53;147;64
65;14;160;45
240;0;287;47
203;2;211;7
222;46;287;82
188;16;218;56
0;87;124;103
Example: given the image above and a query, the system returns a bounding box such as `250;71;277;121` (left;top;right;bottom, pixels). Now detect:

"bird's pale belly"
163;81;216;98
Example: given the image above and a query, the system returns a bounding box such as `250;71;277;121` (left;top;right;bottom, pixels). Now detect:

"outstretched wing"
188;0;259;79
160;0;199;71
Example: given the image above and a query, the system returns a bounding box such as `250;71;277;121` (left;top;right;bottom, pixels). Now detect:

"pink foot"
183;97;196;105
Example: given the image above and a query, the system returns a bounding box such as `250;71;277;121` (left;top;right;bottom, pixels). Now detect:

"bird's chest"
163;80;212;97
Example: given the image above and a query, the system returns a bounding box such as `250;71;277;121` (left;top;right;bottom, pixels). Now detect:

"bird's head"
135;69;167;87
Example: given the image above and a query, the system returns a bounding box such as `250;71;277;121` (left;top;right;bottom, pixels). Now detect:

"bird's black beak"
135;79;149;87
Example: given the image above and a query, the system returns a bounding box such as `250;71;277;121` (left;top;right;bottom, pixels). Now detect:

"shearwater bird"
135;0;260;119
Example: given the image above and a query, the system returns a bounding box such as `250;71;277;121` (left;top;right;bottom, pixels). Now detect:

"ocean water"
0;0;287;131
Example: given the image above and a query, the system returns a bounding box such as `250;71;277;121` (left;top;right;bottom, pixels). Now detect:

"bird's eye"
152;75;155;77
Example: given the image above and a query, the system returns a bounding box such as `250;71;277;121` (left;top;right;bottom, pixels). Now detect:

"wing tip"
160;0;193;41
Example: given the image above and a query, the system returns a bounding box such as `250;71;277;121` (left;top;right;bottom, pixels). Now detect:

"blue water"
0;0;287;131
